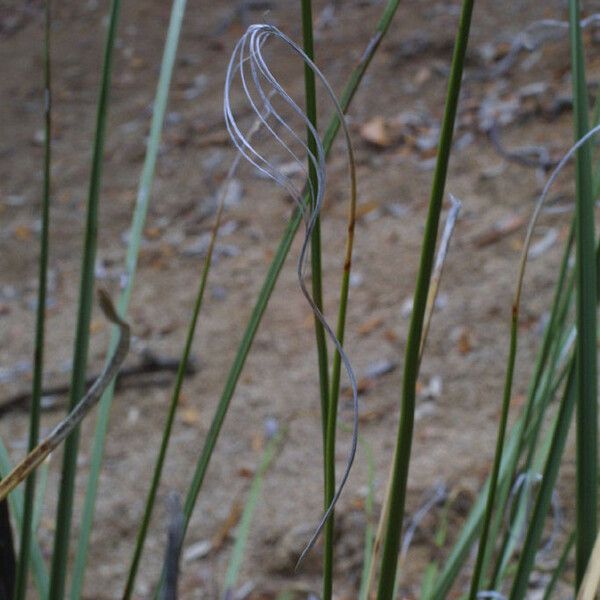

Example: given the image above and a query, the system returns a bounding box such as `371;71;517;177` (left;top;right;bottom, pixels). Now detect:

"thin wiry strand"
227;33;325;226
515;121;600;310
225;31;322;214
224;23;358;563
400;483;447;561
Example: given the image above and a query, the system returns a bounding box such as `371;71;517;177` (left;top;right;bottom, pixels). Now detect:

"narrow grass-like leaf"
358;437;376;600
507;159;600;595
32;461;49;536
376;2;475;597
222;427;285;596
468;279;518;598
293;29;355;589
121;132;251;599
508;366;576;599
300;0;330;446
420;564;438;599
72;2;188;597
431;413;537;598
568;0;597;586
298;5;335;595
366;197;461;598
543;532;574;600
444;112;600;586
48;1;123;597
14;0;52;596
487;243;574;591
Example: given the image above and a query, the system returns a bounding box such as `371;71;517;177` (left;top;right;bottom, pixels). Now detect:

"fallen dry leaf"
179;407;202;426
456;327;474;354
357;315;384;335
237;466;255;478
360;116;392;148
14;225;33;241
473;213;526;248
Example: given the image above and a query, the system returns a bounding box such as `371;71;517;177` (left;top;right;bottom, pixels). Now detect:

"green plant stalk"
466;46;583;600
514;226;573;464
358;439;376;600
300;0;330;444
32;462;49;536
509;365;576;600
569;0;597;586
0;442;48;597
489;338;572;589
438;178;574;595
419;501;449;599
222;430;285;595
420;564;438;599
431;408;521;597
298;3;333;596
468;300;518;599
375;1;475;597
431;337;573;600
48;1;122;597
172;209;300;575
122;202;221;600
491;418;557;589
14;1;52;597
322;121;357;600
542;531;575;600
487;254;574;590
521;300;574;471
472;240;574;593
151;3;403;594
72;2;188;597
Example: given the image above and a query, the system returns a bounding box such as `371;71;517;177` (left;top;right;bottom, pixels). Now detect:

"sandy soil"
2;0;600;598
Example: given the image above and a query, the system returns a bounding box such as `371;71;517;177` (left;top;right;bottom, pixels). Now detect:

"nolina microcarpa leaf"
224;23;358;564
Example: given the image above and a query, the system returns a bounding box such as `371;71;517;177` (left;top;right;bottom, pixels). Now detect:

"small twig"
0;352;197;416
471;13;600;80
487;125;556;171
0;289;130;501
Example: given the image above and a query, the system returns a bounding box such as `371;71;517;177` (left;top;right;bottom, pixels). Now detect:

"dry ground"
2;0;600;598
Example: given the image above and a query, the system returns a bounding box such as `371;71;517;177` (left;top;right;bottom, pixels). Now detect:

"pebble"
364;359;397;379
183;539;212;563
